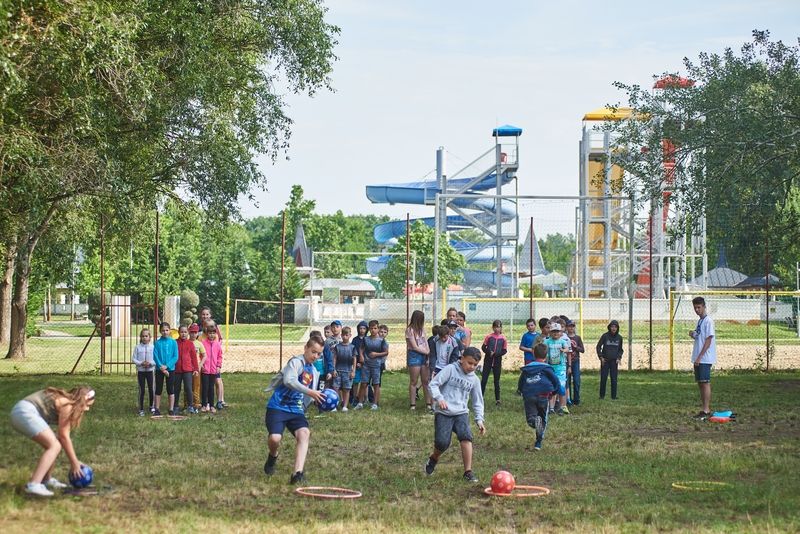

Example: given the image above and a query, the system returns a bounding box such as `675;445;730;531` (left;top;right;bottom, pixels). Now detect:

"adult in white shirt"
689;296;716;418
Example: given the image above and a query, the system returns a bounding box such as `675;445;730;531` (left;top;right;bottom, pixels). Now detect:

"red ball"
490;470;516;494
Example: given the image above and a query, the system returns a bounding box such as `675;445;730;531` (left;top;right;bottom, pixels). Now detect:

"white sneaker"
342;406;349;412
371;404;379;411
331;408;338;412
45;477;68;490
355;403;363;410
25;483;54;497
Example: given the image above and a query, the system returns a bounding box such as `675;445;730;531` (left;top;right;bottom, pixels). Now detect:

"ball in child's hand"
68;464;94;488
490;470;515;494
319;389;339;412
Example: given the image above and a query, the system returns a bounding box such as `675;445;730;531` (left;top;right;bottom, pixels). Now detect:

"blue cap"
331;320;342;326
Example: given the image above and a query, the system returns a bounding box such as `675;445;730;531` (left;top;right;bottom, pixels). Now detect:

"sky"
242;0;800;228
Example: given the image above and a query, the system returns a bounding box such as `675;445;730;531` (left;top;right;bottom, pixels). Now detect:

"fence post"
669;290;674;371
225;286;230;355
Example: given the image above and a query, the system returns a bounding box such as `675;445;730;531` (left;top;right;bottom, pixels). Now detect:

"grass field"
1;370;799;533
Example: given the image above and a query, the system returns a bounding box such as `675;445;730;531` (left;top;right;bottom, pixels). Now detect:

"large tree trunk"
0;241;15;345
5;204;59;359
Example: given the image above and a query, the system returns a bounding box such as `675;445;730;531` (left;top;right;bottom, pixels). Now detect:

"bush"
180;289;199;325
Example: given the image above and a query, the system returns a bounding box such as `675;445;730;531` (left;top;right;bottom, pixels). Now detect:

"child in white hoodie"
425;347;486;483
132;328;155;416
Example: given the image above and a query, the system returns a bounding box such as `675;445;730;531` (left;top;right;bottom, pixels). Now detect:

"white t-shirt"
691;315;716;364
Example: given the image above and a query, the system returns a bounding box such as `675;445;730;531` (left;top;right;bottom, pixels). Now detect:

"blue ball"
68;464;93;488
319;388;339;412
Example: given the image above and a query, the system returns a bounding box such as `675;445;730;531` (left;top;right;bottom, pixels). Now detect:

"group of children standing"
132;307;228;416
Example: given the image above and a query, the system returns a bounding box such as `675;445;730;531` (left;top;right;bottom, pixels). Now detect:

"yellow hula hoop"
294;486;363;499
484;485;551;497
671;481;732;491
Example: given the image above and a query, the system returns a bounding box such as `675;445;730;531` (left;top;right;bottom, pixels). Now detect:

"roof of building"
304;278;377;293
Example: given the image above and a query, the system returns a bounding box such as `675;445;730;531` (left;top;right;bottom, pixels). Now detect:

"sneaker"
495;400;501;406
168;409;176;416
220;401;228;408
187;407;198;414
548;408;555;414
45;477;68;490
354;403;364;410
463;470;479;483
424;456;438;476
138;410;145;417
25;483;53;497
216;401;224;410
427;405;434;414
289;471;306;485
410;405;416;411
153;409;161;416
342;406;349;412
534;416;544;439
209;406;217;414
693;411;711;420
371;404;379;411
534;439;542;451
264;454;277;476
150;406;156;414
560;406;570;415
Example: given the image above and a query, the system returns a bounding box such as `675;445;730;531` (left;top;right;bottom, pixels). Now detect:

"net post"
225;286;230;355
280;210;286;369
578;298;584;340
669;290;675;371
406;213;410;328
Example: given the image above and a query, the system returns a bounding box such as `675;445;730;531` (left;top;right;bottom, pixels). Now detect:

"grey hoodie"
429;361;485;423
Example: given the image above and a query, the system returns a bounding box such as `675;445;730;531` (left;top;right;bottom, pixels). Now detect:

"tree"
379;221;467;296
607;31;800;279
538;233;576;274
0;1;338;358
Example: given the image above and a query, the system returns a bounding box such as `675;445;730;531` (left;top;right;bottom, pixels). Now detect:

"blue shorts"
553;364;567;389
353;367;362;384
694;363;712;383
407;350;426;367
265;408;308;436
362;364;382;385
333;370;353;390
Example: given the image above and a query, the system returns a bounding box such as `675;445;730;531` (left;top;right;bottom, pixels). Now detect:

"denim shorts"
10;400;50;439
434;413;473;452
553;364;567;389
694;363;712;383
265;408;308;436
407;350;426;367
362;364;382;385
333;371;353;390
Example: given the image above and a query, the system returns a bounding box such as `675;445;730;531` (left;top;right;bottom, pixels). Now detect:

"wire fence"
4;290;798;376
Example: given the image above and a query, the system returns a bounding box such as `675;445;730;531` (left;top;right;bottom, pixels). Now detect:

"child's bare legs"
559;393;567;408
358;382;368;404
460;440;473;472
292;428;310;473
215;377;225;403
408;366;421;406
30;429;61;484
420;367;432;406
373;384;381;406
340;388;350;408
698;382;711;413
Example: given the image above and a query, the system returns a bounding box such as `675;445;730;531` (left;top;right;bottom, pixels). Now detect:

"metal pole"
649;202;653;371
309;252;314;326
495;141;503;297
765;234;770;371
529;217;534;319
154;208;160;329
603;132;611;297
628;194;635;371
433;194;440;324
280;210;286;368
100;216;106;375
406;213;410;327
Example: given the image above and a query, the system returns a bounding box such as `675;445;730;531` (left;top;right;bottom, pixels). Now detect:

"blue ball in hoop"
319;388;339;412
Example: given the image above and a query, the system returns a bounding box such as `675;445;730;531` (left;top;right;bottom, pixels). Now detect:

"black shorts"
265;408;309;436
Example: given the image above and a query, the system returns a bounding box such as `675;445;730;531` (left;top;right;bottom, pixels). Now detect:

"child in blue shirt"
517;344;562;450
263;337;325;485
544;322;570;415
518;318;539;365
350;321;368;407
356;320;388;410
153;322;178;416
332;327;358;411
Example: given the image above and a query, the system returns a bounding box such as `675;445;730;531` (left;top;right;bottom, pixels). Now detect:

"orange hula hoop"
294;486;363;499
484;485;550;497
